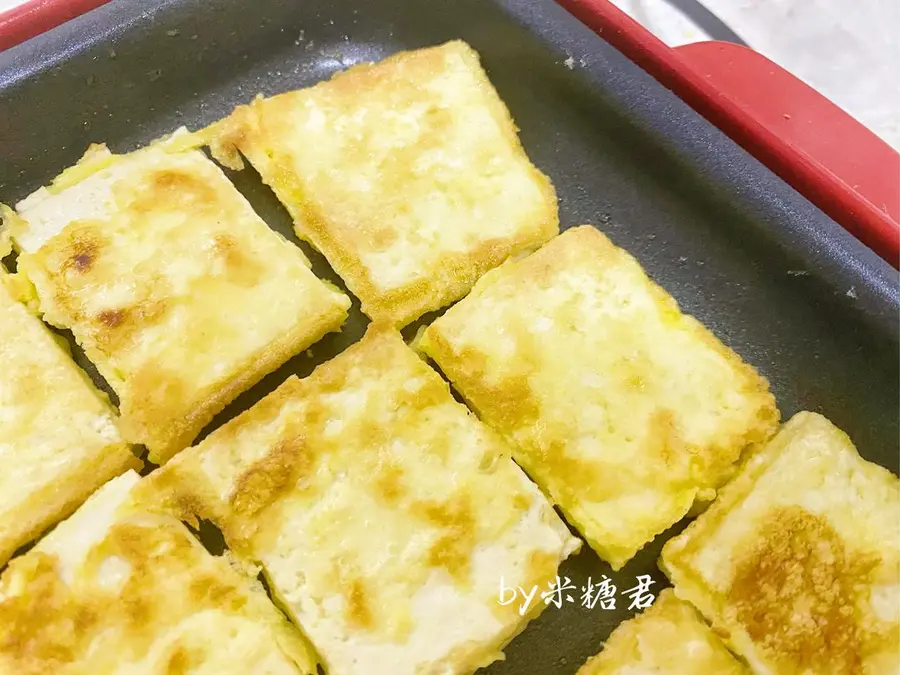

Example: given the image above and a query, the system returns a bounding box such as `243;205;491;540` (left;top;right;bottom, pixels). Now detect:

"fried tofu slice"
419;225;778;569
0;471;318;675
660;412;900;674
140;326;580;675
207;40;558;327
0;271;137;567
7;136;351;463
577;589;748;674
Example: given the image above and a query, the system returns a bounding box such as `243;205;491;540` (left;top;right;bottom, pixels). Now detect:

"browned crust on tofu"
726;506;883;673
136;375;308;550
577;590;748;674
122;309;347;465
422;225;778;568
15;147;350;464
661;412;900;675
423;226;778;457
0;272;139;567
0;447;140;567
138;324;579;669
208;41;558;327
0;515;315;674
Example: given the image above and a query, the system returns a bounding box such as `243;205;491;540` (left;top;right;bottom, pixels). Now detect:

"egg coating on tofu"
661;412;900;675
8;138;351;464
140;326;581;675
0;471;318;675
207;40;558;328
577;589;748;674
419;225;779;569
0;271;138;567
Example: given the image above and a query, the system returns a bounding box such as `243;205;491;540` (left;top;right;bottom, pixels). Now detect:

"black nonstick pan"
0;1;896;672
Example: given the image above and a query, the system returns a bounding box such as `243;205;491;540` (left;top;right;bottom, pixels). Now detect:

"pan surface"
0;0;897;672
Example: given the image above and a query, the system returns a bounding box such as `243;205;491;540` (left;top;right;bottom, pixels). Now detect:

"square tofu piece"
577;589;747;674
661;412;900;675
419;225;778;569
208;40;558;327
0;272;137;566
7;138;351;463
0;471;318;675
141;326;581;675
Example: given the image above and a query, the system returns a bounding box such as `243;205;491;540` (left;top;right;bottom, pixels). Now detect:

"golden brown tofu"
0;471;318;675
7;136;350;463
141;326;580;675
207;40;558;327
661;412;900;674
420;226;778;569
0;270;137;567
577;590;748;674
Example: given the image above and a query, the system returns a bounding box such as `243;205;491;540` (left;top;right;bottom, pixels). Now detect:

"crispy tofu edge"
135;301;349;466
0;276;139;567
0;472;319;674
138;324;581;672
659;411;900;672
576;589;748;674
0;207;11;259
132;372;306;551
137;322;508;546
660;413;837;613
207;40;559;328
420;226;779;569
10;140;350;465
0;447;140;568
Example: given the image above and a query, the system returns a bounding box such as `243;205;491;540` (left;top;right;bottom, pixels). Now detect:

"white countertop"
611;0;899;149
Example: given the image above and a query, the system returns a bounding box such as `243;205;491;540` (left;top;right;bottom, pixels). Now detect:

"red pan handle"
0;0;111;52
558;0;900;267
1;0;898;265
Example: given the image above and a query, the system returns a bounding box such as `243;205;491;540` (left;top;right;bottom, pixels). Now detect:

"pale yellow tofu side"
577;589;748;674
0;471;318;675
11;142;350;463
661;412;900;675
140;326;580;675
420;225;778;569
208;40;558;327
0;272;137;567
